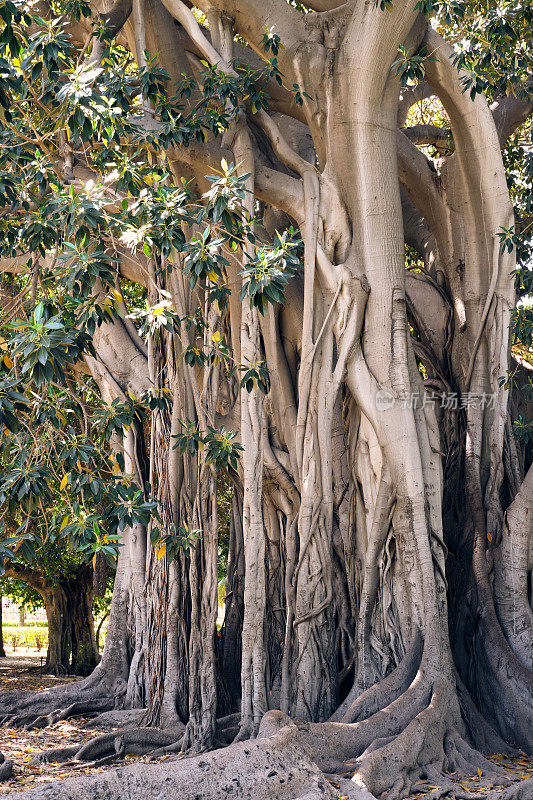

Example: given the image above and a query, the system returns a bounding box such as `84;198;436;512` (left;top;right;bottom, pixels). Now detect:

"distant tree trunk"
0;595;5;658
43;585;71;675
68;567;99;676
42;571;99;676
3;565;98;676
18;608;25;627
43;586;71;675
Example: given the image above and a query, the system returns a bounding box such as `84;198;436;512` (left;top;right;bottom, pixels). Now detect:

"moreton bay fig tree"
0;0;532;798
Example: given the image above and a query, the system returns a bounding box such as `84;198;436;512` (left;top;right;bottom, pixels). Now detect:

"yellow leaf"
212;331;223;343
60;473;69;491
128;390;136;402
157;544;166;559
477;769;483;778
207;270;219;283
22;756;32;763
77;458;82;471
60;517;69;531
221;158;228;173
110;289;123;304
92;553;97;568
487;532;493;542
3;354;13;368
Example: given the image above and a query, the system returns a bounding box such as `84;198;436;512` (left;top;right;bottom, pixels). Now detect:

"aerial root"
0;674;121;728
337;633;423;724
30;728;182;766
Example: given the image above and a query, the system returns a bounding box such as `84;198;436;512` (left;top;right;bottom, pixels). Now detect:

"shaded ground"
1;656;532;798
0;655;167;795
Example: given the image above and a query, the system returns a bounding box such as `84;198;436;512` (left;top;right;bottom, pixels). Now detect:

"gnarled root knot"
0;751;14;782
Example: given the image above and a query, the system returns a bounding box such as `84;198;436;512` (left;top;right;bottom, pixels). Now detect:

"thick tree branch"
402;123;452;152
401;189;438;273
169;138;305;221
177;28;307;123
491;93;533;146
396;130;446;239
89;0;133;64
194;0;306;81
398;81;434;126
3;564;47;594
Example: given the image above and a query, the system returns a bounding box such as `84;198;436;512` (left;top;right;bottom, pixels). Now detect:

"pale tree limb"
398;81;434;127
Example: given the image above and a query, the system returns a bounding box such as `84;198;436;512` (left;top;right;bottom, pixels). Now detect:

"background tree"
0;591;5;658
0;0;531;799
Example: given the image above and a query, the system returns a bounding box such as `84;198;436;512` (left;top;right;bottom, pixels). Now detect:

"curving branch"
194;0;306;82
396;130;447;242
398;81;434;127
3;563;47;593
89;0;133;65
402;123;452;152
491;93;533;146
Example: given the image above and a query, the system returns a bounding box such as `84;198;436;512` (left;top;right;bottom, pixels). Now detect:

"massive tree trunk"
1;0;532;798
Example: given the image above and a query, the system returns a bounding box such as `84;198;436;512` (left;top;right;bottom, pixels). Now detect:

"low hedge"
1;620;48;628
2;627;48;651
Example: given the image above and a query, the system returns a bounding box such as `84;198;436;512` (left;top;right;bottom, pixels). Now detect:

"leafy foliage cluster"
0;0;530;579
0;0;303;576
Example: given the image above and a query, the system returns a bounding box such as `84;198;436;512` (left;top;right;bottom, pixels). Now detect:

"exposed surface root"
30;728;182;765
333;634;422;724
4;725;339;800
455;672;517;757
1;700;113;731
485;780;533;800
0;673;118;730
1;708;531;800
81;709;148;730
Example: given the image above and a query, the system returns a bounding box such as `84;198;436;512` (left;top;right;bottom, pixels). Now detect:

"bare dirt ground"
1;654;532;798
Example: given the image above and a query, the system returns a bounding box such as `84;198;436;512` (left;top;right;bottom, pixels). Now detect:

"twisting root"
1;699;113;731
334;631;422;723
29;728;182;766
0;668;121;728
